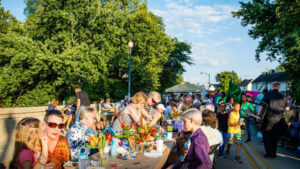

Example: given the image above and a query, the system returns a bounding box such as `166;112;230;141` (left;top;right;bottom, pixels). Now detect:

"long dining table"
90;139;176;169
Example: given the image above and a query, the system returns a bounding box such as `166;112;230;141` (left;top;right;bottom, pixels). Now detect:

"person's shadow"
0;114;16;169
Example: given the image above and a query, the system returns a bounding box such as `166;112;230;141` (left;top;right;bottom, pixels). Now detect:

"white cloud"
228;37;243;42
150;1;237;68
151;1;236;39
190;42;229;67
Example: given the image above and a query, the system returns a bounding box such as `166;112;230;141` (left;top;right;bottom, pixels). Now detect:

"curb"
242;142;267;169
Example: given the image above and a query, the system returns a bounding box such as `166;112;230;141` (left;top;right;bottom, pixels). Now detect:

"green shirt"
240;102;254;118
216;96;227;104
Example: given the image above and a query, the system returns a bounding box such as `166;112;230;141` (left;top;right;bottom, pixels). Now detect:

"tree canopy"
158;38;193;93
0;0;191;107
233;0;300;100
215;71;241;93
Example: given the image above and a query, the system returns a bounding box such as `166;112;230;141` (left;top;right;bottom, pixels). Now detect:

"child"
217;103;229;158
226;103;243;163
173;109;212;169
12;117;50;169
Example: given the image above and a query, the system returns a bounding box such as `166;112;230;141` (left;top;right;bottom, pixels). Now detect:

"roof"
252;72;288;83
165;82;202;93
239;79;252;87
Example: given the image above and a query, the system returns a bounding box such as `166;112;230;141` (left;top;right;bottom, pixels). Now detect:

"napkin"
144;150;163;158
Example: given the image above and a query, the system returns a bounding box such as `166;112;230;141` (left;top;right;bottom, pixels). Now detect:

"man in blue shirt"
66;107;97;161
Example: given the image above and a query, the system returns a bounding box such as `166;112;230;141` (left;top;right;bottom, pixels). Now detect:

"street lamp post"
200;72;210;85
265;68;268;90
128;40;134;102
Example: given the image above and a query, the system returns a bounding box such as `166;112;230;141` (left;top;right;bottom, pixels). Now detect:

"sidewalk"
214;143;256;169
242;120;300;169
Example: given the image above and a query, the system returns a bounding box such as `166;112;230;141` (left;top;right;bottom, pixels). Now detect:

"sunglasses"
47;122;64;129
152;98;157;104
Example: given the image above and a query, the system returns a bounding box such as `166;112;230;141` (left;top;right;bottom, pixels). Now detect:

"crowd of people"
12;81;296;169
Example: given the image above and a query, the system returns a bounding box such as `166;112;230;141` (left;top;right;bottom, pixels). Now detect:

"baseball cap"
157;104;166;111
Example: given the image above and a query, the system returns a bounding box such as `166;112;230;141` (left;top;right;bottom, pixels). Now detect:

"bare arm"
62;104;72;113
75;99;80;114
125;107;142;125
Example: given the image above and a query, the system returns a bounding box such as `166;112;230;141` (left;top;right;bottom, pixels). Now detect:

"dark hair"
44;110;64;122
262;89;268;94
234;102;240;106
201;109;217;129
240;93;247;103
226;96;232;103
75;86;81;90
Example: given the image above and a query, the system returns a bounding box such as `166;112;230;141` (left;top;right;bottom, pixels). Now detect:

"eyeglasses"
47;122;64;129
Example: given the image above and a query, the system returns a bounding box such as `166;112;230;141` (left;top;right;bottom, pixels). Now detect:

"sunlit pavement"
215;120;300;169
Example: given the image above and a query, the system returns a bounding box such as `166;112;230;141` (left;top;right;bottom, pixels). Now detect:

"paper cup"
156;139;163;152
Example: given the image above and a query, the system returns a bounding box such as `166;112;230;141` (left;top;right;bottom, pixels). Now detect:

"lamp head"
265;68;269;74
128;40;134;48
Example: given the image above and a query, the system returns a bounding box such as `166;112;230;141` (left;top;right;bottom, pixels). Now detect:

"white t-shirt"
200;126;223;146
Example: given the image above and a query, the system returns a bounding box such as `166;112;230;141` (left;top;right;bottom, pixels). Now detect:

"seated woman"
200;109;223;162
48;99;58;111
112;91;152;132
173;109;212;169
12;117;50;169
43;110;71;169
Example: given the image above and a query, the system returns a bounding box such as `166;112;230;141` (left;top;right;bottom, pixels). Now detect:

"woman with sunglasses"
43;110;71;169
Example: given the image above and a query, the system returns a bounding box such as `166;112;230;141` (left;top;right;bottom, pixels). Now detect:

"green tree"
0;0;177;107
233;0;300;101
215;71;241;93
0;0;22;34
158;38;192;93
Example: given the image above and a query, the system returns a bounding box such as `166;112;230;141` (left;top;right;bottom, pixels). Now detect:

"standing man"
75;86;90;121
262;82;290;158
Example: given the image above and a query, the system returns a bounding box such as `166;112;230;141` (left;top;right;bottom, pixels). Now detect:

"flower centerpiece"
182;103;195;111
114;122;137;152
134;124;156;153
86;132;110;167
170;109;182;121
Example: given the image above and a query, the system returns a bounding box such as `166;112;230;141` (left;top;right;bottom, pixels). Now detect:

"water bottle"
78;148;88;169
167;124;173;139
110;138;118;157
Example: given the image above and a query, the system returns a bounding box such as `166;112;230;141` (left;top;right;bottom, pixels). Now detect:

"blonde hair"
148;92;161;103
132;92;147;104
50;98;58;106
183;108;202;125
272;81;280;89
12;118;41;168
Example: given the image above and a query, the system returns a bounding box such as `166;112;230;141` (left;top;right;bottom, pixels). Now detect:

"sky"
1;0;279;84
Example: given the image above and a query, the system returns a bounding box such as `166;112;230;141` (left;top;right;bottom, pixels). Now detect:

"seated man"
66;107;97;161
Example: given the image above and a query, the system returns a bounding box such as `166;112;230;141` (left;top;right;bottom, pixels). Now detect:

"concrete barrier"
0;104;96;168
